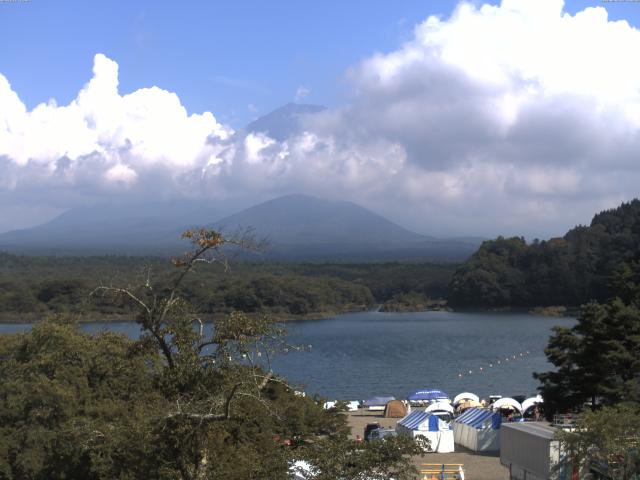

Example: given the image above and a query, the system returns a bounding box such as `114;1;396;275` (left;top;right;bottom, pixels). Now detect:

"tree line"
0;229;425;479
0;253;454;321
448;199;640;308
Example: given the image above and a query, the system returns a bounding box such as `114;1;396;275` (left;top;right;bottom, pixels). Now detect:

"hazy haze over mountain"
0;194;481;260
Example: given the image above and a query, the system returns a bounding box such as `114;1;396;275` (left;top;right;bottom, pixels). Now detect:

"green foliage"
0;253;455;321
0;230;423;479
535;258;640;415
0;319;162;480
555;405;640;479
379;291;447;312
296;435;426;480
449;199;640;308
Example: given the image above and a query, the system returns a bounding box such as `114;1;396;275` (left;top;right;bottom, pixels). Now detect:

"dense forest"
448;199;640;308
0;253;454;321
0;230;424;479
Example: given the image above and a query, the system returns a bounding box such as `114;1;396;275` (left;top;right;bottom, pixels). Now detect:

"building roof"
501;422;557;440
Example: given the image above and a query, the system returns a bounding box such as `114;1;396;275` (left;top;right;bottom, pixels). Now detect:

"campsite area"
346;411;509;480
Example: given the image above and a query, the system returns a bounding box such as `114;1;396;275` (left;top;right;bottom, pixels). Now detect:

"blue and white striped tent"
396;411;455;452
457;407;502;429
454;408;501;452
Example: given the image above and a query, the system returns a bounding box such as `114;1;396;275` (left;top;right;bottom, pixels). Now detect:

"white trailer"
500;423;572;480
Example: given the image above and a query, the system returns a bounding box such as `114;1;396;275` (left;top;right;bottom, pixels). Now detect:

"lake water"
0;311;574;401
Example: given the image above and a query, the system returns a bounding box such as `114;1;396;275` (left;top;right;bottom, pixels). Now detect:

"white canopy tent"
522;395;543;414
492;397;523;413
426;401;454;414
453;392;480;406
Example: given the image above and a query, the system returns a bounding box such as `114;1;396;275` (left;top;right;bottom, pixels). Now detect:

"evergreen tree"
535;259;640;415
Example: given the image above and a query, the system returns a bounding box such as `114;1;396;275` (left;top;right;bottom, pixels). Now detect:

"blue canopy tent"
396;411;454;452
407;389;449;403
453;408;502;452
363;395;395;410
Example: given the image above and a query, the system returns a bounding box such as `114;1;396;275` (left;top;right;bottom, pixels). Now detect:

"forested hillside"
448;200;640;308
0;254;454;320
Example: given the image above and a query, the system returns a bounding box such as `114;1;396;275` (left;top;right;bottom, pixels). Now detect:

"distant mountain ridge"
208;194;481;261
0;103;482;260
0;194;481;261
213;194;429;246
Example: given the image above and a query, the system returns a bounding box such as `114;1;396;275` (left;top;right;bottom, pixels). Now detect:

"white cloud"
314;0;640;235
3;1;640;237
0;53;231;185
295;86;310;101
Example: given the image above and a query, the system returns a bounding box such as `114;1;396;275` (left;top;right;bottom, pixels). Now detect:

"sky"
1;0;640;238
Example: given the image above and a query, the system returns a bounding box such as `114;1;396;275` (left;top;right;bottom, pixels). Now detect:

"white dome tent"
521;395;543;414
453;392;480;406
492;397;523;414
425;401;455;415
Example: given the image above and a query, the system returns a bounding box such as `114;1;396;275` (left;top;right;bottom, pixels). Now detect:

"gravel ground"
346;410;510;480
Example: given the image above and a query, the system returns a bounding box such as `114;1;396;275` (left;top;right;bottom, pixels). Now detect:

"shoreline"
0;304;577;325
0;306;371;325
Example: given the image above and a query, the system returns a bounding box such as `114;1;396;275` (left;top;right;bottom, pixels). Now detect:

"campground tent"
384;400;408;418
492;397;523;414
425;401;454;415
522;395;543;416
453;408;502;452
407;389;449;404
396;411;455;453
363;395;395;411
456;399;482;414
453;392;480;406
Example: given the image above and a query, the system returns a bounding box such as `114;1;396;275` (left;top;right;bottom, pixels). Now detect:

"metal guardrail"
553;414;577;429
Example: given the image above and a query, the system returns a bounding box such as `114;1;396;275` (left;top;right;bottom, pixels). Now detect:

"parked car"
364;422;381;442
368;427;397;441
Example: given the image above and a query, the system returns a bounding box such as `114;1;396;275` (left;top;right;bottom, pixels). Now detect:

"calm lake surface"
0;311;574;401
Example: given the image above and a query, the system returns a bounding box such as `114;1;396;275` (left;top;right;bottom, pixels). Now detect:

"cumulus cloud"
305;0;640;235
2;1;640;237
0;54;230;196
